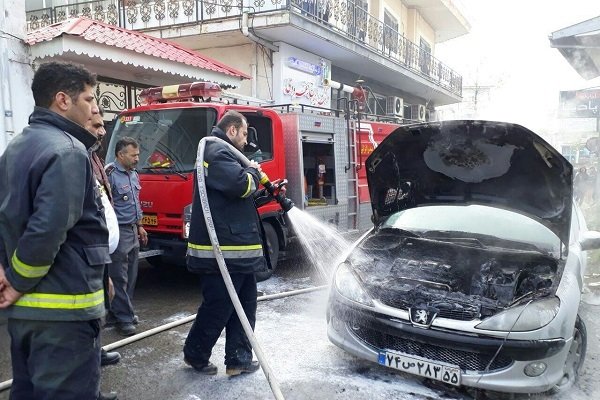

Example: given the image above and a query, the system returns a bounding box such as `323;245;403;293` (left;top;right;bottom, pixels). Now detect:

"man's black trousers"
8;318;101;400
184;273;257;366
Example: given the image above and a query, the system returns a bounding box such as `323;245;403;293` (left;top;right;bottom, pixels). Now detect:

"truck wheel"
256;222;279;282
146;255;164;268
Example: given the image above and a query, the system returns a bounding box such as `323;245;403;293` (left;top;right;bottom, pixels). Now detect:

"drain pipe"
241;11;279;52
196;136;285;400
0;285;327;393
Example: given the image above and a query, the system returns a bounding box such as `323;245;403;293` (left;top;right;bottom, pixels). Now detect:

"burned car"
327;120;600;394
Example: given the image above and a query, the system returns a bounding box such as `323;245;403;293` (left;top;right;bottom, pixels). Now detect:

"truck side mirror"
247;126;258;149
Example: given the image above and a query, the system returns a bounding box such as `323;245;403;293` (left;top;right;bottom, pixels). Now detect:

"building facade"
0;0;34;155
25;0;470;123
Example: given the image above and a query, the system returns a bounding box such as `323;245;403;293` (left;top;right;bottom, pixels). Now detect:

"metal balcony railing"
26;0;462;96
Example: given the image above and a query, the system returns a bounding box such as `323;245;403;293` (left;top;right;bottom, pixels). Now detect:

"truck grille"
351;324;513;372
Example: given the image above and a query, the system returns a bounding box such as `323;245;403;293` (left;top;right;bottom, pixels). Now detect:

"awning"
549;16;600;80
25;17;251;88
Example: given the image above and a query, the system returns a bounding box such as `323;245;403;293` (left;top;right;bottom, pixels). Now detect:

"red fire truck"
105;82;401;280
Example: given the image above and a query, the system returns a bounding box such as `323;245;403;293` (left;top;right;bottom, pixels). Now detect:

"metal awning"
549;16;600;80
25;17;251;88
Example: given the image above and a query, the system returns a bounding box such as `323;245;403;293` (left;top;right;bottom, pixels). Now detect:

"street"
2;254;600;400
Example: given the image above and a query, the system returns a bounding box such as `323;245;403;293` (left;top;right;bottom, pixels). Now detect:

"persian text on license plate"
378;350;461;386
141;215;158;226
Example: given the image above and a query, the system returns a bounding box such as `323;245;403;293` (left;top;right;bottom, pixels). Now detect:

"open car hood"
366;120;573;244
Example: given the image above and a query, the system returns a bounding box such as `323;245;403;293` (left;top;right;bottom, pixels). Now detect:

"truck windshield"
106;107;218;172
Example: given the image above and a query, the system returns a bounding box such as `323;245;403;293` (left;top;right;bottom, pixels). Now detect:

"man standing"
86;108;121;367
0;62;111;399
105;137;147;336
183;110;270;376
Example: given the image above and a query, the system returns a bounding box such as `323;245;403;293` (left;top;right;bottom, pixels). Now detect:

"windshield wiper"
141;166;189;180
378;227;421;238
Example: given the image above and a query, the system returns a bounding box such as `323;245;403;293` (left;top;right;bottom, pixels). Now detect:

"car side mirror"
579;230;600;251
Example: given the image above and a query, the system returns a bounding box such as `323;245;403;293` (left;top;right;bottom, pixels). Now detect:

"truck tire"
256;222;279;282
146;255;164;268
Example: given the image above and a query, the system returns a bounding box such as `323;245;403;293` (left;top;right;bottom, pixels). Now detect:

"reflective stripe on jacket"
186;127;269;274
0;107;109;321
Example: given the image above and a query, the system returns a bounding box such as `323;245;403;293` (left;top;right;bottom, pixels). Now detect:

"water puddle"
285;207;351;282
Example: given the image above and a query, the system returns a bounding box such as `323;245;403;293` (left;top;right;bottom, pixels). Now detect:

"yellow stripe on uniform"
14;289;105;309
241;172;254;198
11;251;51;279
187;242;263;259
203;161;209;168
188;243;262;251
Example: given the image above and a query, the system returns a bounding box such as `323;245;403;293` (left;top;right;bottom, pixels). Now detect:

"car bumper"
327;295;570;393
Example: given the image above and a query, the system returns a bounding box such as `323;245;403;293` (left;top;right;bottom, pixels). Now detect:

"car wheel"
256;222;279;282
551;315;587;393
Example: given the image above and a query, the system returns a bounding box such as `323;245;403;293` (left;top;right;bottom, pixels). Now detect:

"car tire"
256;222;279;282
550;315;587;394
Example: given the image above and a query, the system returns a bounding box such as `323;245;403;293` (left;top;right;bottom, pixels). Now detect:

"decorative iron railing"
26;0;462;96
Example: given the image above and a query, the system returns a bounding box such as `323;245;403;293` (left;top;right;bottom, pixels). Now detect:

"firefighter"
0;62;115;400
183;110;271;376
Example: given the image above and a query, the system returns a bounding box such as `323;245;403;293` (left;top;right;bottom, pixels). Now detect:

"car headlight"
475;297;560;332
334;263;373;306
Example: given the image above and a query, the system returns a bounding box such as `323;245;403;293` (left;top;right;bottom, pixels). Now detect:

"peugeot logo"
414;309;428;324
409;307;437;328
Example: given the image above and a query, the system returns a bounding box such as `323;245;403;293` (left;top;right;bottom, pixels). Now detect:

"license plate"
141;215;158;226
378;350;461;386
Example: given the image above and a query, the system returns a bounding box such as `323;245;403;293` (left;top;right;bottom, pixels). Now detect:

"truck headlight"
183;222;190;239
183;203;192;239
334;263;373;306
475;297;560;332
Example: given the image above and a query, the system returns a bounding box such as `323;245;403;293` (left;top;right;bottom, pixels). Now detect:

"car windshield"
106;107;218;172
381;204;560;256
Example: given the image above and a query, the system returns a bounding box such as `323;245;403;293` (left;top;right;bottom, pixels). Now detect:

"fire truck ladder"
346;118;361;230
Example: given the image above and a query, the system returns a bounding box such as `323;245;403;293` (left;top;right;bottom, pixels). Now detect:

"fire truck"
105;82;401;280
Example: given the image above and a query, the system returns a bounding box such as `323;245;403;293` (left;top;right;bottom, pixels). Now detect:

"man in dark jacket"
0;62;116;400
183;110;269;376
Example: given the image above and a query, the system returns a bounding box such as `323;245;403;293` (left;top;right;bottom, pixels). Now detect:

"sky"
436;0;600;133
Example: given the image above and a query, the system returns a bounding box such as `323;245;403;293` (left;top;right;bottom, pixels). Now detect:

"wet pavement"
2;255;600;399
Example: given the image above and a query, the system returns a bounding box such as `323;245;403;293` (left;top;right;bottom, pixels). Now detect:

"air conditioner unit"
411;104;426;121
386;96;404;117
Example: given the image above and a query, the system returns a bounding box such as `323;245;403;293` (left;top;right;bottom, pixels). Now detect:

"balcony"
26;0;463;103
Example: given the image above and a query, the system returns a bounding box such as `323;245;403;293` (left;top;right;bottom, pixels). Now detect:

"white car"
327;120;600;394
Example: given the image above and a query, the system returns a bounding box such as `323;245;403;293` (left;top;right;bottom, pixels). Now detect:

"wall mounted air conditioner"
411;104;426;121
386;96;404;117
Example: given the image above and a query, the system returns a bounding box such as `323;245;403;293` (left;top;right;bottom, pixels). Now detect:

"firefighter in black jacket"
0;62;115;400
184;110;270;376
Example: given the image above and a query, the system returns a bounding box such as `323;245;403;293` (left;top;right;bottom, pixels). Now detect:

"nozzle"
260;173;294;213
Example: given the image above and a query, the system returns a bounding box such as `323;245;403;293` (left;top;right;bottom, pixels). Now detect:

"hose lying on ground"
0;285;328;392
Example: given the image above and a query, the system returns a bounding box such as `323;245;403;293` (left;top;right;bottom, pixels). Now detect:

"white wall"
0;0;34;155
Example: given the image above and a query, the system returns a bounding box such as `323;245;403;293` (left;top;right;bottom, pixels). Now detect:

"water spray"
196;136;287;400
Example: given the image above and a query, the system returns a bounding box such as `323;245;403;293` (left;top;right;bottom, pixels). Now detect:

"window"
244;114;274;162
419;37;432;75
384;10;399;55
